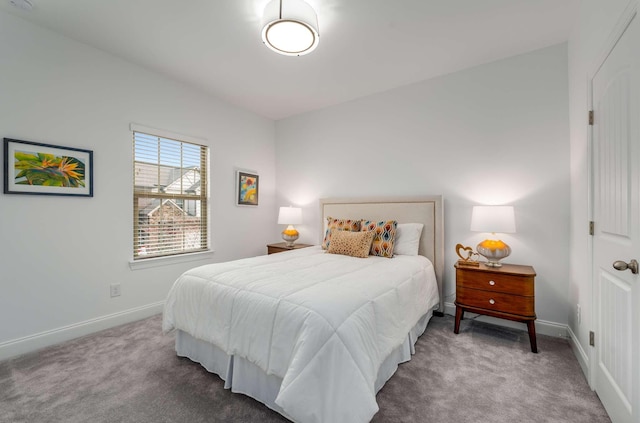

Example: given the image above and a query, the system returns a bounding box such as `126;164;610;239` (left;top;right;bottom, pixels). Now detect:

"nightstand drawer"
456;269;534;296
456;286;535;317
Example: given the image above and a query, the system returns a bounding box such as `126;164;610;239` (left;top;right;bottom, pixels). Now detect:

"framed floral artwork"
236;170;258;206
3;138;93;197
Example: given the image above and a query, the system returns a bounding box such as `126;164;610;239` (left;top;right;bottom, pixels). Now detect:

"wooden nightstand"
454;262;538;353
267;242;313;255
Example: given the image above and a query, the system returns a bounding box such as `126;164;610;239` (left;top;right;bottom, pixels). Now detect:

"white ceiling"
0;0;578;120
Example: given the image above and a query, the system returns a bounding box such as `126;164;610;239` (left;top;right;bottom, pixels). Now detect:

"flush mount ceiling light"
261;0;319;56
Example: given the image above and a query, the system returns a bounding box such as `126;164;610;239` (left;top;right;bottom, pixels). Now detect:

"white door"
592;12;640;423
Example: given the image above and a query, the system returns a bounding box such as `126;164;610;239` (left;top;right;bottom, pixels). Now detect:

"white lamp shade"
470;206;516;234
262;0;319;56
278;206;302;225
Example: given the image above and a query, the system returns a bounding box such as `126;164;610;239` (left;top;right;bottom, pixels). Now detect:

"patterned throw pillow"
326;229;375;258
361;220;398;258
322;217;361;250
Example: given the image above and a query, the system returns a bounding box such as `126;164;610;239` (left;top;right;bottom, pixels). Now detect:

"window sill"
129;250;215;271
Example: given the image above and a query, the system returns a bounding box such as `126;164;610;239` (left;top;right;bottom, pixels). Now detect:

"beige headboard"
319;196;444;313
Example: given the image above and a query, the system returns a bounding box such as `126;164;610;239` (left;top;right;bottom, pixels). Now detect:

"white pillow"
393;223;424;256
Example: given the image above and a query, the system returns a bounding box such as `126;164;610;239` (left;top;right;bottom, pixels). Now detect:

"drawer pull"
489;299;496;305
489;280;496;286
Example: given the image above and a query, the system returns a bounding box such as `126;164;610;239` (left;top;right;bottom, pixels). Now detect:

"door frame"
588;0;638;391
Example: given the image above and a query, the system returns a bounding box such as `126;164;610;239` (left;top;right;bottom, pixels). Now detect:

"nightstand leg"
454;306;464;334
527;321;538;353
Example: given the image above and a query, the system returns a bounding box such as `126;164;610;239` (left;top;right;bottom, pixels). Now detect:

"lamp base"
282;226;299;247
476;239;511;268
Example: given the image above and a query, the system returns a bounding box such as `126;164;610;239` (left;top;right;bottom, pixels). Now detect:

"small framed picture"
3;138;93;197
236;170;259;206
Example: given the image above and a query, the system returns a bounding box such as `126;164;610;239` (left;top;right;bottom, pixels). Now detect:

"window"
132;128;208;260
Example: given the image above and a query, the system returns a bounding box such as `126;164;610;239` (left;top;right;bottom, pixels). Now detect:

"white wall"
0;11;276;358
567;0;634;376
0;9;578;360
275;44;570;332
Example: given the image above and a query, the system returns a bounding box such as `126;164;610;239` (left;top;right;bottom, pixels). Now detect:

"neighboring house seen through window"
133;130;208;260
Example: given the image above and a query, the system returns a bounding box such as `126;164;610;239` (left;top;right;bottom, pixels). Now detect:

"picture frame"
3;138;93;197
236;169;259;206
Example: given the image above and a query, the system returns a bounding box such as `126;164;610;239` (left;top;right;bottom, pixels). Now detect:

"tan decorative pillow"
322;217;361;250
327;229;375;258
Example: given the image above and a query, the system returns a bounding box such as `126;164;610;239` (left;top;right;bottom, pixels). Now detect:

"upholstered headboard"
319;196;444;313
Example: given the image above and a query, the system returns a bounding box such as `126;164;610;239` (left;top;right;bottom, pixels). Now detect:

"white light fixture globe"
262;0;319;56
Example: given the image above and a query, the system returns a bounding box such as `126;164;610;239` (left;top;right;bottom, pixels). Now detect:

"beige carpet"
0;314;610;422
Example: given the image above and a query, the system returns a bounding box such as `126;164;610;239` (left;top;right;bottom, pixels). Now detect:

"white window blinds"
133;130;208;260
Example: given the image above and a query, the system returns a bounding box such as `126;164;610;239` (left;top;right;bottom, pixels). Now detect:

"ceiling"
0;0;579;120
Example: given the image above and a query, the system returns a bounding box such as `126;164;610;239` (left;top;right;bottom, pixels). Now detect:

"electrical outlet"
110;283;121;298
576;304;581;324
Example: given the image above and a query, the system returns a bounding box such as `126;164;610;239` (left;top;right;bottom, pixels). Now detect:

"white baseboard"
443;301;569;338
0;301;164;361
567;325;591;384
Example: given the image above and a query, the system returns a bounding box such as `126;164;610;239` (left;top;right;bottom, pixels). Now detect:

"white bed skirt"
175;310;433;422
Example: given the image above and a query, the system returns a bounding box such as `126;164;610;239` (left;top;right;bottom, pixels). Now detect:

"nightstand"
454;262;538;353
267;242;313;255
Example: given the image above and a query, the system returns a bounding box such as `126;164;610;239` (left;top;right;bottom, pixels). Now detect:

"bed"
162;196;444;423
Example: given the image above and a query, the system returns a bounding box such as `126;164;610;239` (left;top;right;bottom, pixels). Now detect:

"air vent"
9;0;33;11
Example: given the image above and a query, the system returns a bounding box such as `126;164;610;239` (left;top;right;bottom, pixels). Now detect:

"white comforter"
162;246;439;423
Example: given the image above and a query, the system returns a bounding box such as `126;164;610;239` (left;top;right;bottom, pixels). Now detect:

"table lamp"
278;206;303;247
470;205;516;268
